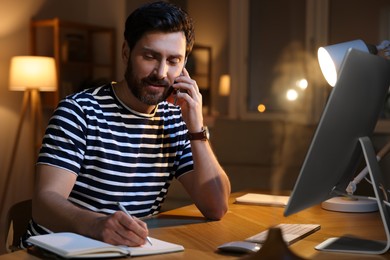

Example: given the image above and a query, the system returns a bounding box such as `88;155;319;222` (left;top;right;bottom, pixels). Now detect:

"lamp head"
317;40;370;87
9;56;57;92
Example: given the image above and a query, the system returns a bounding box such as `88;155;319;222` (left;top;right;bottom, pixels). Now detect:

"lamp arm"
346;155;380;195
346;140;390;195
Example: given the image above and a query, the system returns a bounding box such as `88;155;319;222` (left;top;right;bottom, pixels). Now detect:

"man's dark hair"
124;1;195;57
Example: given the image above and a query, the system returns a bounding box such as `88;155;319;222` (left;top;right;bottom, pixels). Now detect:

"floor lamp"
0;56;57;214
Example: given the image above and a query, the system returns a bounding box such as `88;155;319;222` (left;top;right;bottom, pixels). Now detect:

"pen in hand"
116;202;153;246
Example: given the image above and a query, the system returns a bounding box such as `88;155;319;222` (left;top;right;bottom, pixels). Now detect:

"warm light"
257;104;266;113
318;47;338;87
286;89;298;101
296;78;308;89
9;56;57;92
219;74;230;96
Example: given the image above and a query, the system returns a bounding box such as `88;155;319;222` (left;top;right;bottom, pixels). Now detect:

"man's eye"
144;54;154;60
169;58;180;65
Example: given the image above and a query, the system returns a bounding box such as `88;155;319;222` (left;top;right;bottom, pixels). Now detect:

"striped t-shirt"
24;83;193;240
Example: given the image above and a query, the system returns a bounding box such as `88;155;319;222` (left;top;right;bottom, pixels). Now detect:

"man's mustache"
143;77;170;88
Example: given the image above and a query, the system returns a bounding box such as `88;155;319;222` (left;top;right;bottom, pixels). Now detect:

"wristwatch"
187;127;209;141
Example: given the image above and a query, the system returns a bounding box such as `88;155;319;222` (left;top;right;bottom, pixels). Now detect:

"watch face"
200;129;208;140
204;126;210;140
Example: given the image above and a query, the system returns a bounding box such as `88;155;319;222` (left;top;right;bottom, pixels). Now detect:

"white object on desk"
321;196;378;212
27;232;184;258
235;193;290;207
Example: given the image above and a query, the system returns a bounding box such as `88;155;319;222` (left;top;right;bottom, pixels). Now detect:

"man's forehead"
137;31;186;56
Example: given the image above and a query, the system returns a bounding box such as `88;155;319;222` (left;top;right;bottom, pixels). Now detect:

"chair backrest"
5;199;32;252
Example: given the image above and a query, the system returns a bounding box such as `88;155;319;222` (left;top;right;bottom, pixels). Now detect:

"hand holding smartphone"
167;59;188;105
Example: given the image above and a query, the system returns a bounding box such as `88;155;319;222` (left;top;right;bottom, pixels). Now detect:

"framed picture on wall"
187;44;212;115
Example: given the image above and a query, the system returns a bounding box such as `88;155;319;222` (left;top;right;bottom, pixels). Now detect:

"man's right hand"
32;164;149;247
94;211;149;246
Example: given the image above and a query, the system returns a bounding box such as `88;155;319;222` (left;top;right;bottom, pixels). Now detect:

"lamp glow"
219;74;231;96
258;104;266;113
296;78;308;89
318;47;338;87
9;56;57;91
286;89;298;101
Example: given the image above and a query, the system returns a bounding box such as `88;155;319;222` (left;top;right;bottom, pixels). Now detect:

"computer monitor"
284;48;390;254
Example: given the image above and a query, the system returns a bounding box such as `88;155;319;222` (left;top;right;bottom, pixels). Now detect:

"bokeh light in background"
257;104;266;113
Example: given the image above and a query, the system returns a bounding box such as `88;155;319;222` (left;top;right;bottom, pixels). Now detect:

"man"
23;1;230;247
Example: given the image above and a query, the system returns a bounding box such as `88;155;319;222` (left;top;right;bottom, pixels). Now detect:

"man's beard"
124;60;171;105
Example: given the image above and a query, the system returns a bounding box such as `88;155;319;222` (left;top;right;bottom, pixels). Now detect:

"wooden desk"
1;192;389;259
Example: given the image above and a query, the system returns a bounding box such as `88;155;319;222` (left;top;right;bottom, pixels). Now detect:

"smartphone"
167;58;188;105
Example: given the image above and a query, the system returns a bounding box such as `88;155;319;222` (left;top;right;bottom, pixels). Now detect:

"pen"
116;202;153;246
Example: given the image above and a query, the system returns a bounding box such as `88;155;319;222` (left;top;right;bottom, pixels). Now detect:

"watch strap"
187;128;208;141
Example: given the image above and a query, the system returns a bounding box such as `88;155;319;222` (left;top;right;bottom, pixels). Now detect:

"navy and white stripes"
25;83;193;240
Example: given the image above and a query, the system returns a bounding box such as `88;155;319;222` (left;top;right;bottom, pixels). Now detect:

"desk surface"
1;192;389;259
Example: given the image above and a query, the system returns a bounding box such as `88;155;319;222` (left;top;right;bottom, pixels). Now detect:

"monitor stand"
315;136;390;254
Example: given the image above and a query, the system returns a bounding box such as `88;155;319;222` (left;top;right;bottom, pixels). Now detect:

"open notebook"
27;232;184;258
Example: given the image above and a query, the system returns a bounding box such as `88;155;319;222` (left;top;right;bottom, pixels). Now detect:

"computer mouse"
218;241;261;253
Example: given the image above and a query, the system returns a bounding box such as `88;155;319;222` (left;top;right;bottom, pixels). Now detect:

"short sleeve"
37;99;87;175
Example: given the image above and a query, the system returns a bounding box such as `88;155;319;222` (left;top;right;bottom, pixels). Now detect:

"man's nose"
154;61;168;79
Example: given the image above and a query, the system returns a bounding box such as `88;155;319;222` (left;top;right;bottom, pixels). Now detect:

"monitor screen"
284;48;390;217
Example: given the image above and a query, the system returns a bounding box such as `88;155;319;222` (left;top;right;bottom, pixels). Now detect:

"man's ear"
122;41;130;64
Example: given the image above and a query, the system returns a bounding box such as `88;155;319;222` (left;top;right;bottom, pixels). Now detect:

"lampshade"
9;56;57;92
317;40;369;87
219;74;231;96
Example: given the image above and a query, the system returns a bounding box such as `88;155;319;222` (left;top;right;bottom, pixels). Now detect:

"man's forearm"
185;141;231;219
32;190;105;238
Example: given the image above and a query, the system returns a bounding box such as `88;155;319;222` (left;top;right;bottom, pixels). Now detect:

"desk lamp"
0;56;57;214
318;39;390;213
318;39;378;87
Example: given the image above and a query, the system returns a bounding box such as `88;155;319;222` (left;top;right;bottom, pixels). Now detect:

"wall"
187;0;230;115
